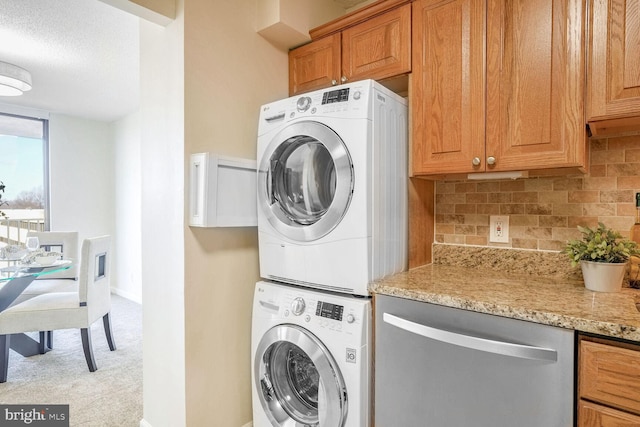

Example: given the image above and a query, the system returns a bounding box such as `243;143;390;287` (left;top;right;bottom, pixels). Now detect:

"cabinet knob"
331;79;337;86
487;156;496;166
472;157;481;166
341;76;348;83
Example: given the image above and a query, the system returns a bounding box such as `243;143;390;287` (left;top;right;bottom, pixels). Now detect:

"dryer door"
258;121;354;242
254;324;348;427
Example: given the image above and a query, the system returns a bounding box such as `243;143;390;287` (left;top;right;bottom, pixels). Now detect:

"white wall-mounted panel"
189;153;257;227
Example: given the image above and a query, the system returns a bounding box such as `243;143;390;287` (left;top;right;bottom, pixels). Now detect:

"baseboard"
140;417;250;426
111;287;142;304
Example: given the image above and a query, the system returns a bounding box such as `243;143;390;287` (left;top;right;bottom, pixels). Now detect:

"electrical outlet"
489;215;509;243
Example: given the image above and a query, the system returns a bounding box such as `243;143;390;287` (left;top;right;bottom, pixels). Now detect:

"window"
0;112;49;244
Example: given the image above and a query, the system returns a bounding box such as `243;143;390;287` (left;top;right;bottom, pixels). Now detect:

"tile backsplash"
435;133;640;251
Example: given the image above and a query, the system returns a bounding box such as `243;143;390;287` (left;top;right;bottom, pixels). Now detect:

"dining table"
0;260;72;356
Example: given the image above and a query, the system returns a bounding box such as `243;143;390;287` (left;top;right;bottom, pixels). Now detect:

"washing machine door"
254;324;348;427
258;121;354;242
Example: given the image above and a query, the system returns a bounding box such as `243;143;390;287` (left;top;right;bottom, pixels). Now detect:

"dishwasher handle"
383;312;557;362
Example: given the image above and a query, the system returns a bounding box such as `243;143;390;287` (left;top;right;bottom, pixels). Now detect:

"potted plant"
565;222;639;292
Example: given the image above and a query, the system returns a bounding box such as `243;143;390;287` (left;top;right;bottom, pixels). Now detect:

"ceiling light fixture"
0;61;32;96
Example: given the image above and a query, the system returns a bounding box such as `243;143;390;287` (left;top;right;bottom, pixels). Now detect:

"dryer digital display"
316;301;344;321
322;88;350;104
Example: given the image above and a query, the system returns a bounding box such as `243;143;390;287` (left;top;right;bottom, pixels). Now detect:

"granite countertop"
369;244;640;342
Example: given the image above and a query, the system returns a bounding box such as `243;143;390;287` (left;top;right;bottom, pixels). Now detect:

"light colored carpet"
0;294;143;426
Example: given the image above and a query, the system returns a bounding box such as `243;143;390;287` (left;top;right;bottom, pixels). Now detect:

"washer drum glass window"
258;121;354;242
254;324;348;427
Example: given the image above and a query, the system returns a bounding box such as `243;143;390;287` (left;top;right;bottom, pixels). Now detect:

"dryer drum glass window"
271;135;337;225
259;121;354;242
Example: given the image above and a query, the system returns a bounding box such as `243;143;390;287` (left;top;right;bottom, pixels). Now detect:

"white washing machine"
257;79;408;296
251;280;371;427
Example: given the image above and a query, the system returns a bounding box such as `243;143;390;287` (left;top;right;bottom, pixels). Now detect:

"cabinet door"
411;0;486;175
580;340;640;415
486;0;587;172
587;0;640;135
341;3;411;84
288;34;341;96
579;400;640;427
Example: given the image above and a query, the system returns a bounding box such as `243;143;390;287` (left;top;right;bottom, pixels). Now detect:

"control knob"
346;314;355;324
291;297;306;316
296;96;312;112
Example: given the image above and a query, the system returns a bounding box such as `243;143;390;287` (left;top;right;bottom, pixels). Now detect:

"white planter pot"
580;260;627;292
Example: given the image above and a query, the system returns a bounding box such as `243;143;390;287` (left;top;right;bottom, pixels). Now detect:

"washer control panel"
275;289;366;334
316;300;343;321
255;282;370;344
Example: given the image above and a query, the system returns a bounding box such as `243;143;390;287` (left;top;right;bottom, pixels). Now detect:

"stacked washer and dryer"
252;80;408;427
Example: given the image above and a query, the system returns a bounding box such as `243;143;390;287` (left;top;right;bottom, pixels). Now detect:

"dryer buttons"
291;297;306;316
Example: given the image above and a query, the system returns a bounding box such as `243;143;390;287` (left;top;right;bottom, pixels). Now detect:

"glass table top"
0;260;72;282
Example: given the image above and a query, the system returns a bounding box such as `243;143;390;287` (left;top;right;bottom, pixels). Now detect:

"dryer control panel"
322;88;350;104
258;80;377;131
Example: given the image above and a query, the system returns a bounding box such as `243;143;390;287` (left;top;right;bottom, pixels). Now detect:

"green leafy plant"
565;222;639;267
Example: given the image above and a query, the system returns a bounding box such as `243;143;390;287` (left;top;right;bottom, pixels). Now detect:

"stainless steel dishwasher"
375;295;575;426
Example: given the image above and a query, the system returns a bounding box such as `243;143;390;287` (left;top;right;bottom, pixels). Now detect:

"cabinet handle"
472;157;481;166
487;156;496;166
331;79;338;86
341;76;348;83
382;313;558;362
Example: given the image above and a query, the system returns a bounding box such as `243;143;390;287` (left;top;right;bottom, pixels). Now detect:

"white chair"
0;236;116;382
12;231;80;305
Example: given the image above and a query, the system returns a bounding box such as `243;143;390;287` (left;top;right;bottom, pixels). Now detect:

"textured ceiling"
0;0;139;122
0;0;371;123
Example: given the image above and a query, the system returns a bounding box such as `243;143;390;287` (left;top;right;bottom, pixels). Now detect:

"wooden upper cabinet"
342;4;411;84
485;0;587;172
412;0;486;175
289;1;411;96
587;0;640;136
289;34;341;96
412;0;587;176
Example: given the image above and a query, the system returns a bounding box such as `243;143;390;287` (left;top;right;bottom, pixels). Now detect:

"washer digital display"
316;301;344;321
322;88;350;104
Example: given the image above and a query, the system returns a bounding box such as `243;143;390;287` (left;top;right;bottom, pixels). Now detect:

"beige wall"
183;0;287;425
435;133;640;251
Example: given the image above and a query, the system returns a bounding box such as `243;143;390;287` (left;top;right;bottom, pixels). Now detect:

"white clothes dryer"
257;80;408;296
251;281;371;427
